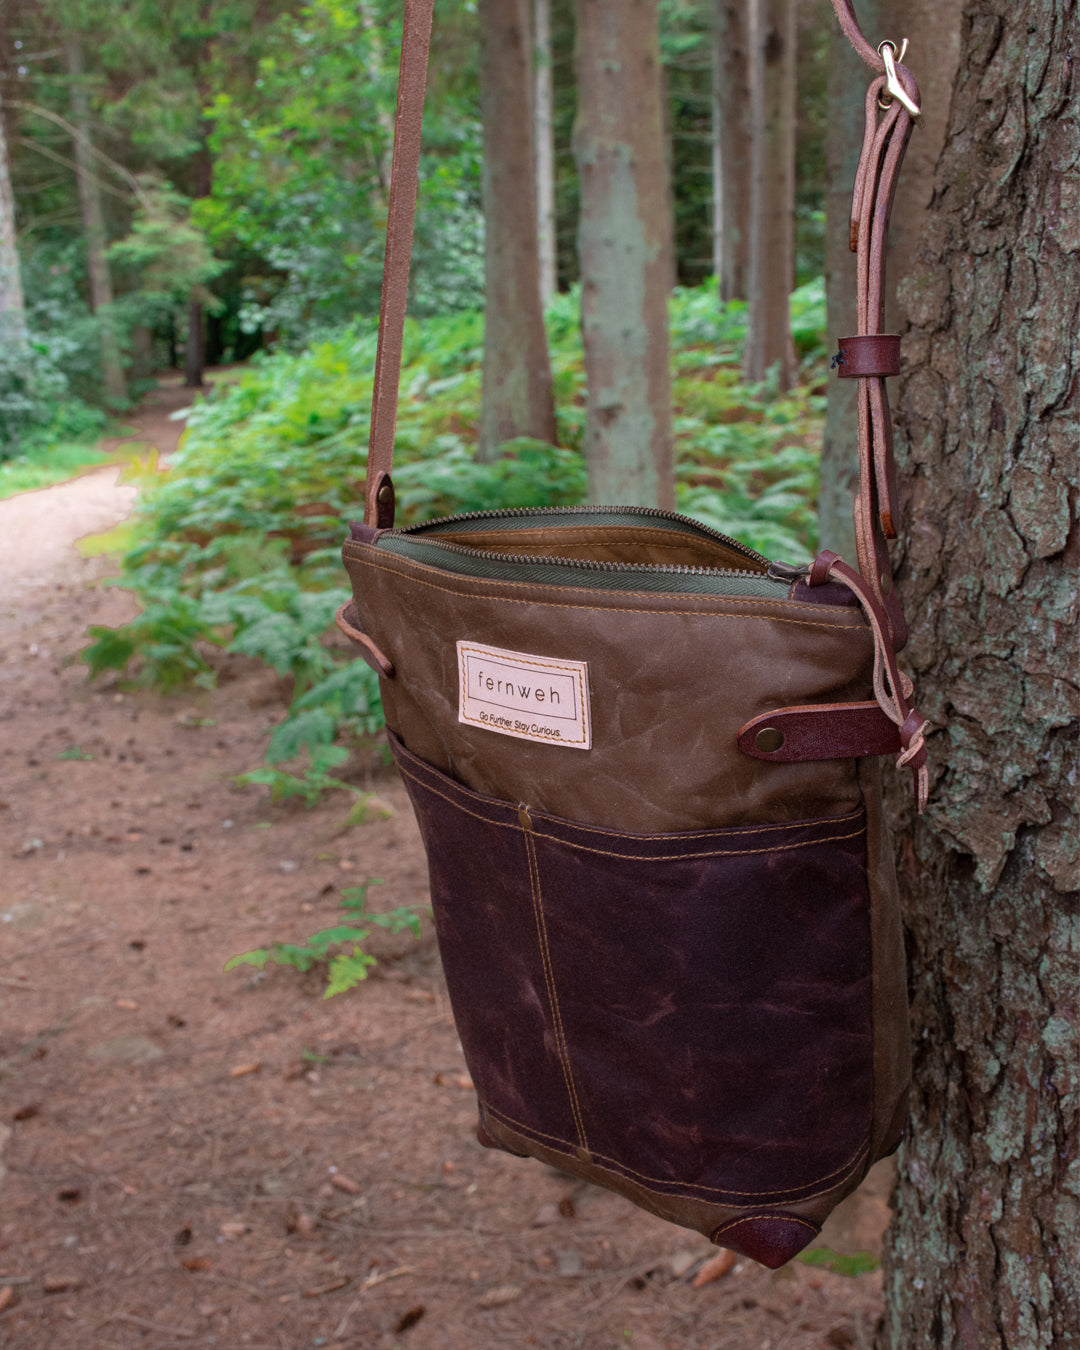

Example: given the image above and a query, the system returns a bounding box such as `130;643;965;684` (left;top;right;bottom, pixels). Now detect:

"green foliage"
224;878;424;997
796;1247;882;1277
89;279;827;802
109;181;227;325
0;438;109;499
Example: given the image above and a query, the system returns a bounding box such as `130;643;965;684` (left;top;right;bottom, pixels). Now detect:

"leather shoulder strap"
365;0;435;526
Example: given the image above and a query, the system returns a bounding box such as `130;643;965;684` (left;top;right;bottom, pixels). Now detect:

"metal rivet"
574;1147;592;1164
376;482;394;505
880;571;893;594
517;805;533;831
755;727;784;754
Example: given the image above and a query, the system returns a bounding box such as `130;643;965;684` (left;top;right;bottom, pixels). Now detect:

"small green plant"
796;1246;881;1277
236;744;355;807
57;745;94;761
224;879;425;998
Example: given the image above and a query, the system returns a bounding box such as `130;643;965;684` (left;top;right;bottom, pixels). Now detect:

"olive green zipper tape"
375;534;793;598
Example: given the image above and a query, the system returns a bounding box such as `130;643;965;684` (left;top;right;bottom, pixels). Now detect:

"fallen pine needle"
361;1265;413;1291
692;1248;736;1288
112;1312;197;1338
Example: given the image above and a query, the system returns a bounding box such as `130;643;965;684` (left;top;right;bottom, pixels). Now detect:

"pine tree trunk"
65;38;126;405
573;0;674;508
184;139;212;390
477;0;557;461
711;0;752;302
0;100;27;349
817;2;879;560
743;0;795;389
881;2;1079;1345
534;0;557;304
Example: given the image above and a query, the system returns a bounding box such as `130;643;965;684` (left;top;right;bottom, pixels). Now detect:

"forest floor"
0;378;891;1350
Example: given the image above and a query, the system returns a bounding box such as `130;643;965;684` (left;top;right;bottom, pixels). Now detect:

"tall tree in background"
0;99;27;351
882;0;1078;1342
65;35;127;404
573;0;673;508
476;0;556;460
743;0;795;388
817;1;878;560
534;0;557;304
711;0;752;301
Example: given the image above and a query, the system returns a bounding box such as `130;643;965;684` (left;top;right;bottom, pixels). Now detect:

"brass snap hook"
877;39;921;119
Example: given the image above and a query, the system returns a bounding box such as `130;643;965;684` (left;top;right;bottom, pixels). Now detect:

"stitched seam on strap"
396;760;864;860
343;551;869;629
523;827;589;1152
482;1100;869;1203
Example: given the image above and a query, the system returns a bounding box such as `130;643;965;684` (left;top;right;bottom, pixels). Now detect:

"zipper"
374;531;793;598
396;504;772;571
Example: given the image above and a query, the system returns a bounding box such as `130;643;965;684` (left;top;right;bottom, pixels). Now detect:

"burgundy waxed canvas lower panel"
390;731;874;1213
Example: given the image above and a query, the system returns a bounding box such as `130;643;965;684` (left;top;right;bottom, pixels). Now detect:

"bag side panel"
859;756;912;1160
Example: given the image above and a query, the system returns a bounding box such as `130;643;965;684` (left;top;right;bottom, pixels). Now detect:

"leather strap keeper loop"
835;334;901;378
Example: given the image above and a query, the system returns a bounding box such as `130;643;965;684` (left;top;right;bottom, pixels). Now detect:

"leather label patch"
457;641;591;750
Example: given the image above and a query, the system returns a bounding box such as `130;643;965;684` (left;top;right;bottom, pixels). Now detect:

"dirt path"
0;386;891;1349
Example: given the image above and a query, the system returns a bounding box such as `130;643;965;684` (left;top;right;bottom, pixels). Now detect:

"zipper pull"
767;560;811;583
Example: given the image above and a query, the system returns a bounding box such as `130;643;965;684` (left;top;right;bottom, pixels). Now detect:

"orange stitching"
395;761;865;861
481;1100;869;1202
528;826;865;862
523;828;589;1150
710;1213;820;1242
392;739;863;842
343;548;871;629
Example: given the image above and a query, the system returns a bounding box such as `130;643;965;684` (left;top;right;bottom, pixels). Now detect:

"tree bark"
881;2;1079;1345
65;37;126;405
573;0;674;508
184;138;212;389
0;99;27;350
820;1;961;561
743;0;795;389
711;0;752;302
477;0;557;461
534;0;557;304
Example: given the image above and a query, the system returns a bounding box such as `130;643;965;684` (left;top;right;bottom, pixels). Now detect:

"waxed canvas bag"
338;0;930;1268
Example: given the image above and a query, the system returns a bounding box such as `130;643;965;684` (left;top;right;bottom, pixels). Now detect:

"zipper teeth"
398;504;772;569
384;534;772;581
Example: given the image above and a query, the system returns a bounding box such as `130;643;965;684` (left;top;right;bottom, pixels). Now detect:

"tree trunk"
534;0;557;304
818;1;879;559
65;38;126;405
573;0;674;508
820;2;961;561
881;2;1079;1345
743;0;795;389
888;0;963;327
477;0;557;461
184;139;212;390
0;100;27;349
711;0;752;302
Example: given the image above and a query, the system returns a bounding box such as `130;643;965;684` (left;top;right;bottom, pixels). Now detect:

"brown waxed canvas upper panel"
344;539;877;833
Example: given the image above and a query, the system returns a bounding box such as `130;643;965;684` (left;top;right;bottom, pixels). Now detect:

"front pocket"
390;731;874;1208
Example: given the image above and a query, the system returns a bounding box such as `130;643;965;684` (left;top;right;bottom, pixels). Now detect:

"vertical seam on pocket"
523;826;589;1152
